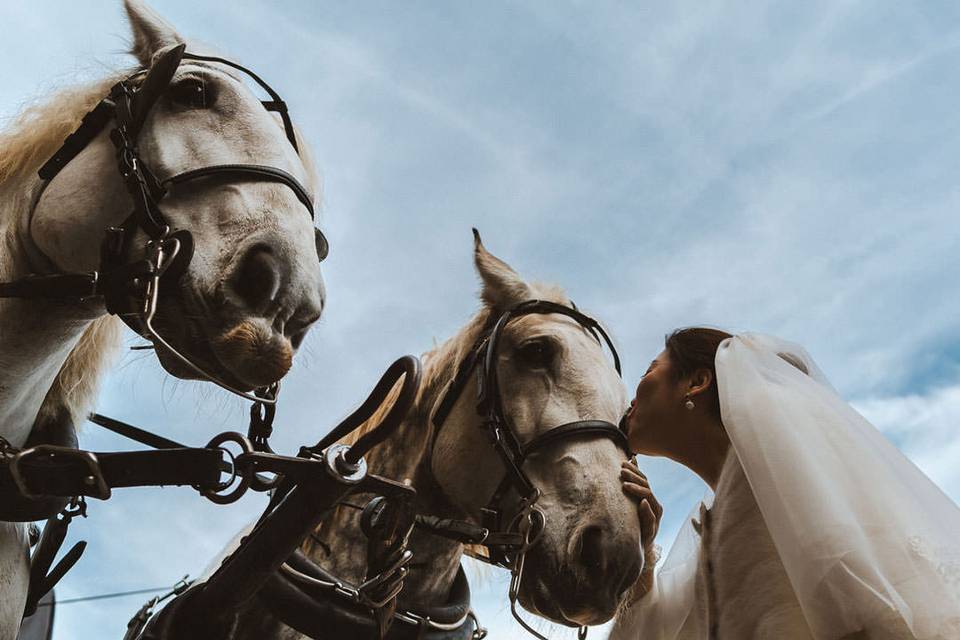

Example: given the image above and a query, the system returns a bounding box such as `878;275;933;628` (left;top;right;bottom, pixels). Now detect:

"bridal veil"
614;334;960;639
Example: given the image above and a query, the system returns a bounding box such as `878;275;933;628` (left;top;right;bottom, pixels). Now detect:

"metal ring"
323;443;367;485
201;431;253;505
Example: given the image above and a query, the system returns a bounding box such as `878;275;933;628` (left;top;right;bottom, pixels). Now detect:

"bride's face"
624;348;686;455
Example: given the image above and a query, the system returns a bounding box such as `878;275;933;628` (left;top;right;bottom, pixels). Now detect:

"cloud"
855;382;960;500
3;1;960;638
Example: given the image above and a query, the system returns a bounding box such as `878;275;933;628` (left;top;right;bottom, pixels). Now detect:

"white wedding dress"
609;334;960;640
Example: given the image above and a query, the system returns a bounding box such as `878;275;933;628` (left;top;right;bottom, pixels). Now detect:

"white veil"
611;333;960;640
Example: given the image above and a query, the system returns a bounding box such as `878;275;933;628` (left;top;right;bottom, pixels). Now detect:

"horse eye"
168;77;212;109
516;339;556;369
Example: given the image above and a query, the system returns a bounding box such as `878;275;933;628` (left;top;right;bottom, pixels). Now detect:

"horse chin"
209;319;293;388
152;336;257;392
518;581;613;628
151;309;291;391
517;553;621;627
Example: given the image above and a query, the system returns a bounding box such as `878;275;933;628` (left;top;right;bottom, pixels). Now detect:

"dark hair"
664;327;733;419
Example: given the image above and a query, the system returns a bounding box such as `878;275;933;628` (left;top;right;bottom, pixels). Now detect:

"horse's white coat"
0;2;323;636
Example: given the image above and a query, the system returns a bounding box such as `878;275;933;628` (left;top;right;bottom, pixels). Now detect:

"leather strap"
180;52;300;151
0;447;223;520
0;272;99;300
260;558;477;640
87;413;189;451
427;299;627;567
414;514;523;548
164;164;315;219
37;99;115;180
519;420;629;463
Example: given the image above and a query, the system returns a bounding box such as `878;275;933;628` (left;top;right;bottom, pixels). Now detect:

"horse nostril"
576;525;606;572
234;244;281;309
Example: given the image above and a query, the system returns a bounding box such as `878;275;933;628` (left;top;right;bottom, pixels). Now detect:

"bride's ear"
686;368;714;398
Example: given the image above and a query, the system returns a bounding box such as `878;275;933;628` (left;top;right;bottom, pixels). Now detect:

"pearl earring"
685;398;695;411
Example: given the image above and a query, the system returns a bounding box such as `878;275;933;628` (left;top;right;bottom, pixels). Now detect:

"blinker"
132;43;187;131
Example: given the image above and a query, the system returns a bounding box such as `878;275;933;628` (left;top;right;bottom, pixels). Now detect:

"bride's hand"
620;459;662;547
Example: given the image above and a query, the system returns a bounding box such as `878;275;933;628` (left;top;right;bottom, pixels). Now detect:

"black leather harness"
429;299;630;639
0;44;333;620
121;356;488;640
0;43;327;404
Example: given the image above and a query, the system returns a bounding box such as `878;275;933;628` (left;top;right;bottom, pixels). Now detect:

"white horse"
0;1;325;636
208;233;644;639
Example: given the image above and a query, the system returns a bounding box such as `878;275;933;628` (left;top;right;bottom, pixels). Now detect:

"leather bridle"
431;299;630;639
0;43;327;404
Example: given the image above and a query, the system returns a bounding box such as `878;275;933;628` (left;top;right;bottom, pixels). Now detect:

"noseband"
0;44;327;403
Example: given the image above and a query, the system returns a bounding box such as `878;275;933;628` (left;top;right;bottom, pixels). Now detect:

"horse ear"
124;0;184;67
473;228;532;310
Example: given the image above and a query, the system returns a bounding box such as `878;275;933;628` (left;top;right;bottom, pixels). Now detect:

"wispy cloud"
3;1;959;638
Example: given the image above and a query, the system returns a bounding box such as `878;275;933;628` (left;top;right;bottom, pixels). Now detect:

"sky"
2;1;959;638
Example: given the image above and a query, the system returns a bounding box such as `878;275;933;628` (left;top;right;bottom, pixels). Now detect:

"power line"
37;586;174;607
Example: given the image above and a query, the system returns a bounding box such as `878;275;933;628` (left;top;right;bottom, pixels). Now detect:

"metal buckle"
9;446;111;501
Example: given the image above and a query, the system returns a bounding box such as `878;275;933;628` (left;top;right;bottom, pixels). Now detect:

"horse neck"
0;167;121;447
304;410;466;609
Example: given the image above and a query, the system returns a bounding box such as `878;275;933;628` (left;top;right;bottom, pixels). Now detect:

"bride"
610;329;960;640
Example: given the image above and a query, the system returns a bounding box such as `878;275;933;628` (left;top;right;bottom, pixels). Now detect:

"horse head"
28;0;325;392
429;232;643;628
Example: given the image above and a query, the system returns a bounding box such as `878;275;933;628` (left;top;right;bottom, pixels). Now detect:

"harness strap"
259;559;478;640
23;504;87;618
163;164;315;219
518;420;629;463
431;336;488;430
0;447;222;507
413;514;524;548
87;413;187;450
37;99;116;180
181;52;300;152
0;272;99;300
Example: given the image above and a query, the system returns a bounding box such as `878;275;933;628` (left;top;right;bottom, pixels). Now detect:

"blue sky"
2;1;959;638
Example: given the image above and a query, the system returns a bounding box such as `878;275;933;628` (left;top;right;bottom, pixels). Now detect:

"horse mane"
338;311;493;449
